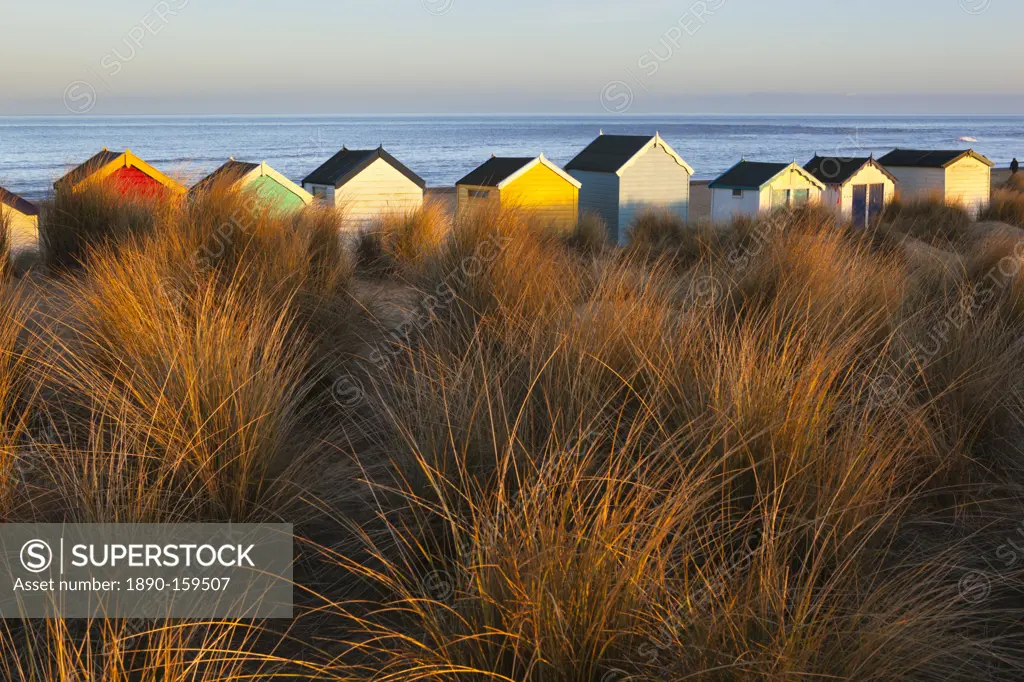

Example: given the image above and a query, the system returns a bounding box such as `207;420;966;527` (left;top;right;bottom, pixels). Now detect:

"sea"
1;114;1023;202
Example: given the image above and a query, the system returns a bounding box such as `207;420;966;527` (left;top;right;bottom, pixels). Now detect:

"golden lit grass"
0;617;345;681
880;198;975;250
355;202;453;279
982;188;1024;228
0;208;10;281
3;189;1024;679
39;181;173;272
0;284;37;517
28;184;369;522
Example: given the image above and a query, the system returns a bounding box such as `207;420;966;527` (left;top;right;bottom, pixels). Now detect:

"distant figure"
1012;158;1020;175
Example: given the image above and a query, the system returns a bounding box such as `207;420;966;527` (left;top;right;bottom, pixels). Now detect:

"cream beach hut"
302;146;425;227
0;187;39;252
709;161;824;223
565;132;693;244
877;149;993;218
191;159;313;212
804;155;897;227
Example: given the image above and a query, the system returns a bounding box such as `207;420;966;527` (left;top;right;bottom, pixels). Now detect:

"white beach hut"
302;146;426;228
565;132;693;244
709;160;824;223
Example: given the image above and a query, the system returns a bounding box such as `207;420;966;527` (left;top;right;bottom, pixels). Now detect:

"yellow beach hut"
709;160;824;223
877;149;993;218
456;154;581;228
0;187;39;252
191;159;313;212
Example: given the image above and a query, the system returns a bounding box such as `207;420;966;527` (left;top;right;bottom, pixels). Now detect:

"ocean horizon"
2;113;1022;201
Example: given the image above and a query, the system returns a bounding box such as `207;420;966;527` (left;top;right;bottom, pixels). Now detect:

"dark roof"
877;149;993;168
0;187;38;216
190;159;260;194
456;157;535;187
302;147;426;189
564;135;652;173
804;155;872;185
708;161;789;190
55;148;122;190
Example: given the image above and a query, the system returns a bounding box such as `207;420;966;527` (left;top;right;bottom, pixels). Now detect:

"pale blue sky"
1;0;1022;114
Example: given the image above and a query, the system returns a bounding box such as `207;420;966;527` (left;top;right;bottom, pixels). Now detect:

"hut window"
793;189;810;206
312;187;328;199
732;189;742;198
469;189;491;199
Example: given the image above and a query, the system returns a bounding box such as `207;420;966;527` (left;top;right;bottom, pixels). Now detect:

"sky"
1;0;1022;115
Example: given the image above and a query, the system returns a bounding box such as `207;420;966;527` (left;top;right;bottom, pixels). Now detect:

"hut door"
868;184;885;223
851;185;867;227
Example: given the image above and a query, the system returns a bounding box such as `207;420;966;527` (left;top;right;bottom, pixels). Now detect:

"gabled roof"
190;159;313;205
302;146;426;189
189;159;260;194
54;148;185;193
0;187;38;217
55;149;122;190
457;157;536;187
804;155;899;187
457;155;582;189
565;132;693;175
709;160;826;191
877;148;994;169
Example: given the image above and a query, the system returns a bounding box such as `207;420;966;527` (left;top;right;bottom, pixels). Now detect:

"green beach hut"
191;159;313;212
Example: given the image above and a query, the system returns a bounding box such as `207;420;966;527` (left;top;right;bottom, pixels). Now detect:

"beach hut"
804;155;897;227
565;132;693;244
302;146;425;227
191;159;313;212
0;187;39;252
55;148;185;198
877;149;993;218
709;161;824;223
456;155;581;228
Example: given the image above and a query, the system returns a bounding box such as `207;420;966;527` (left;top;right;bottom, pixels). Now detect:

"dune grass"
1;190;1023;679
39;181;171;272
0;209;11;281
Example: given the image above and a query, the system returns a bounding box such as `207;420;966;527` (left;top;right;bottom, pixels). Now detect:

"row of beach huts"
0;132;999;250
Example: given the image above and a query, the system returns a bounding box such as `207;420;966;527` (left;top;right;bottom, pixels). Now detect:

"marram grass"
0;186;1023;680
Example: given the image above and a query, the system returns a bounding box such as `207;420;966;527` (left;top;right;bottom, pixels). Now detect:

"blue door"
851;185;867;227
868;184;885;223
